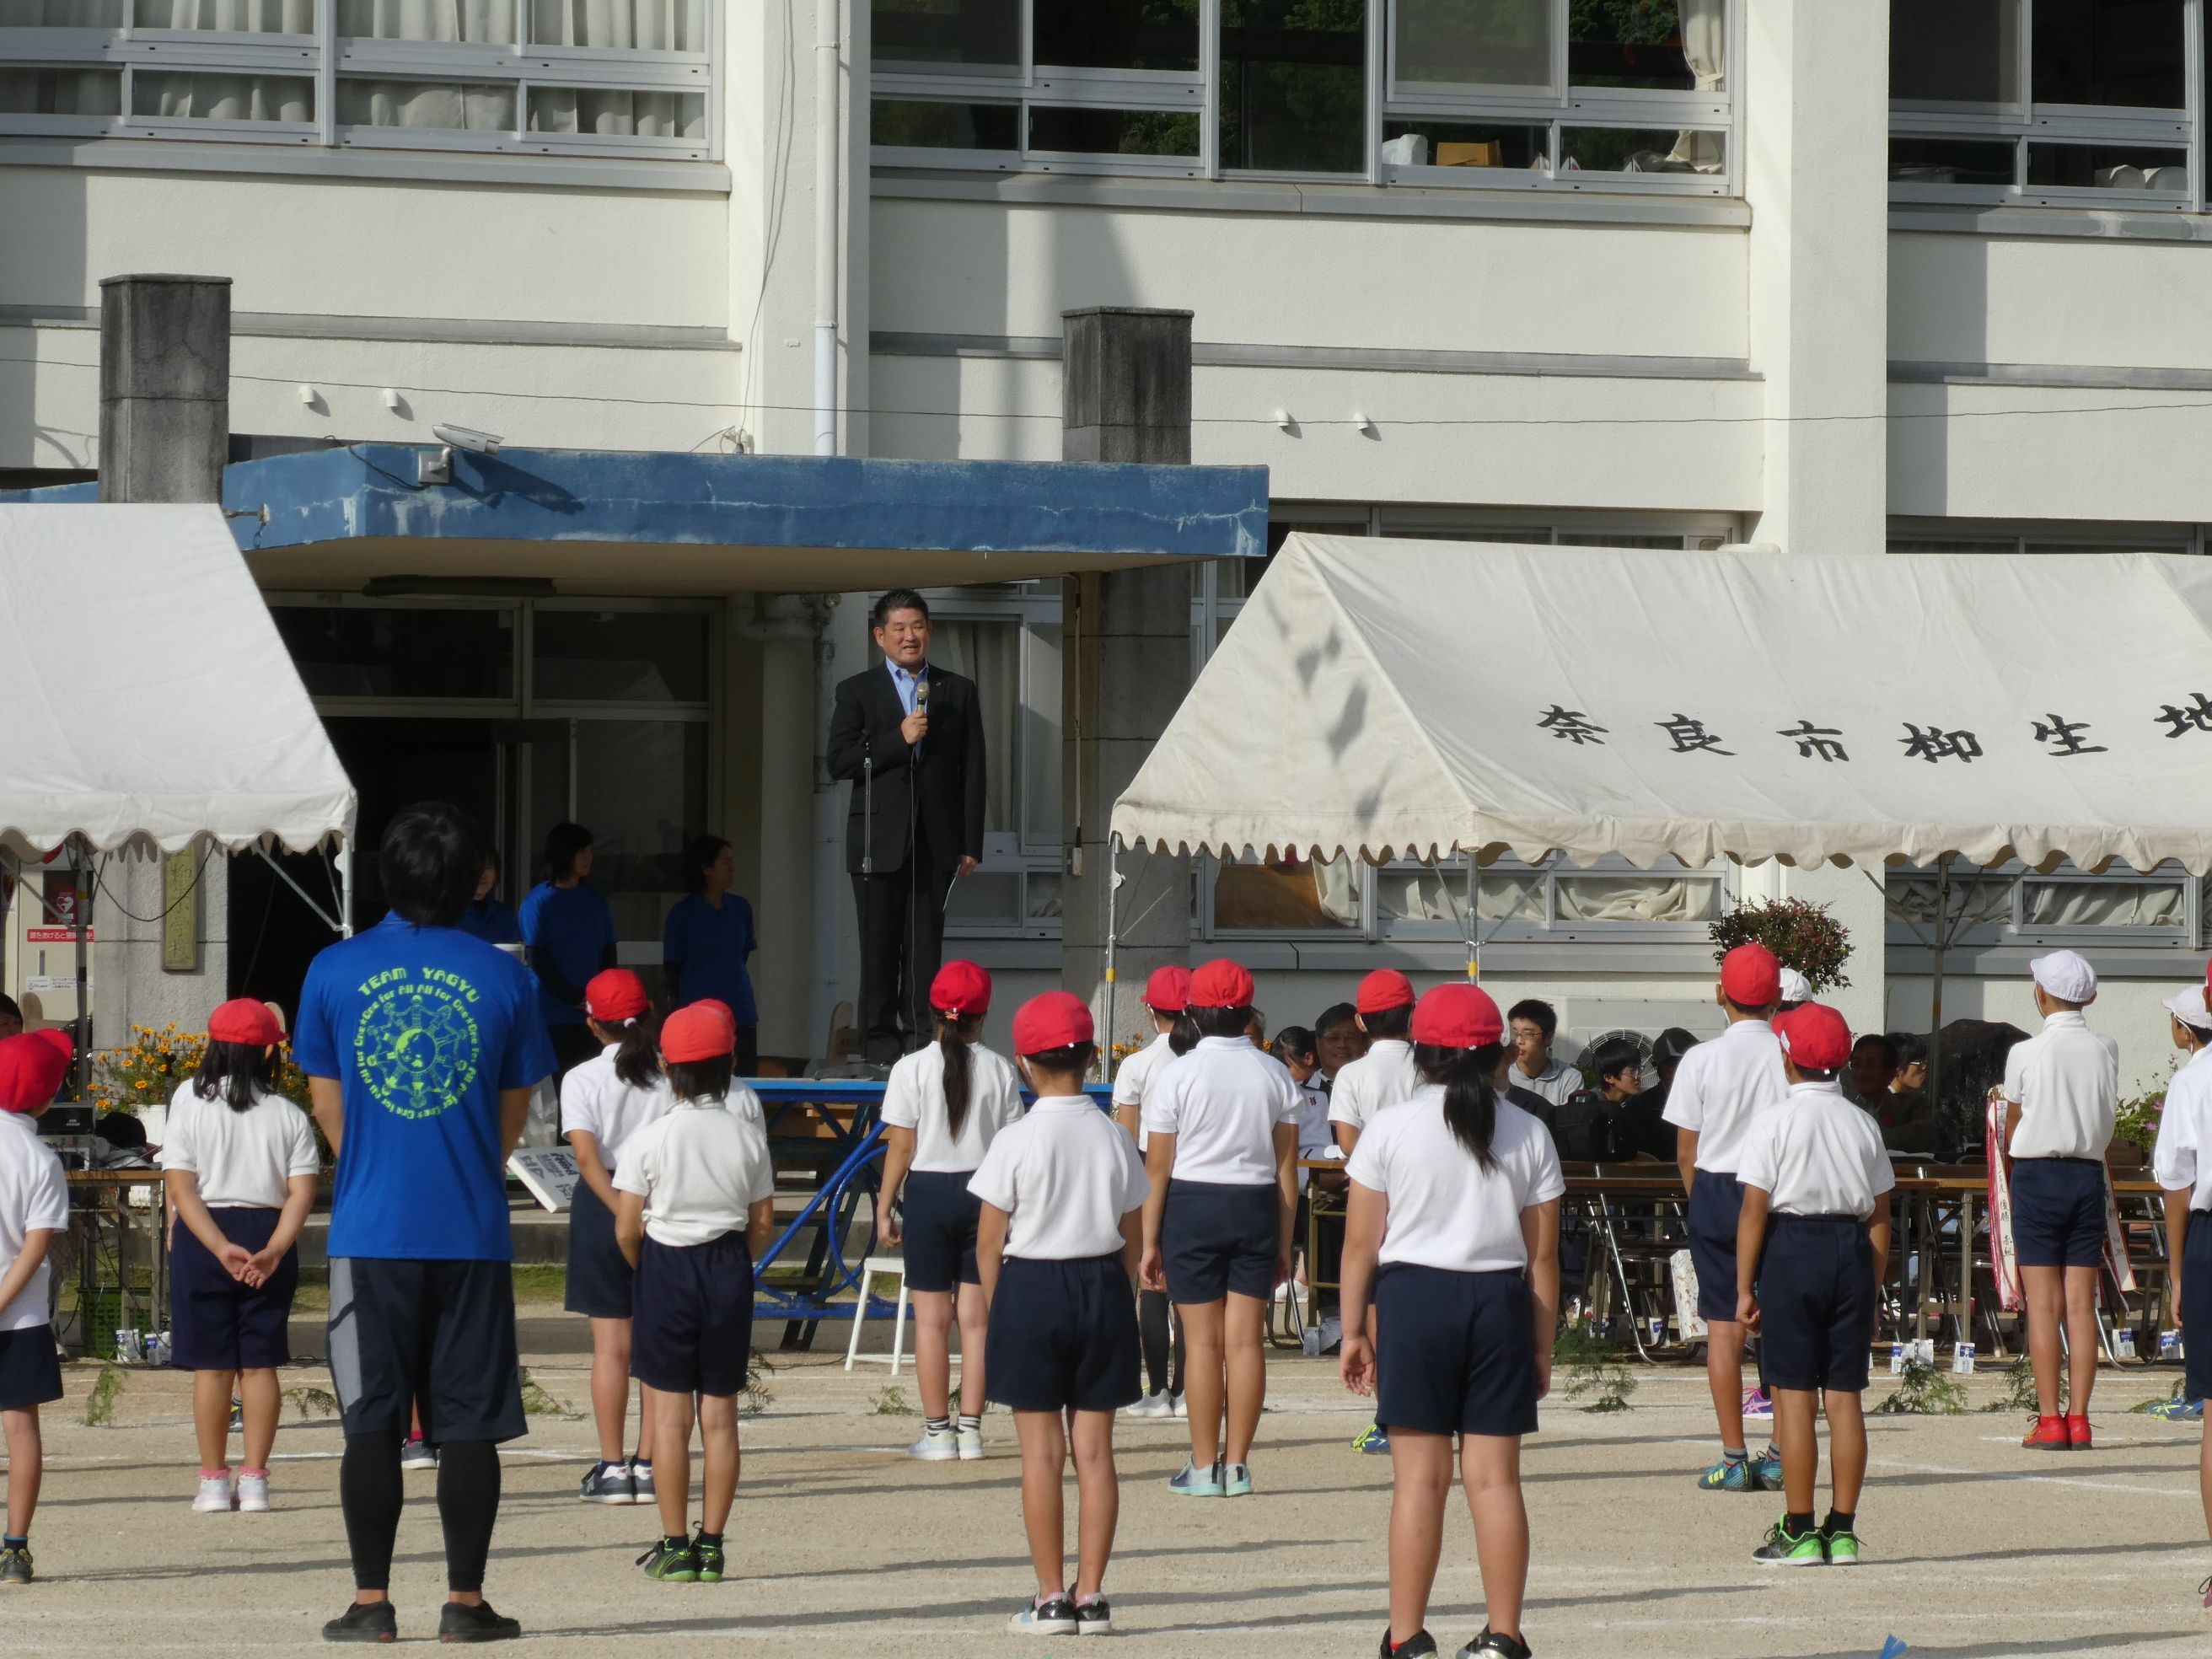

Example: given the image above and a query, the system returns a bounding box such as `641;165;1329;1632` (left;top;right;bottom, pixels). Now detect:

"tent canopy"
1111;534;2212;876
0;504;355;856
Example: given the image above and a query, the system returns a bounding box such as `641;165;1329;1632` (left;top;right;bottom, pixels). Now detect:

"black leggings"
341;1432;502;1593
1139;1289;1185;1398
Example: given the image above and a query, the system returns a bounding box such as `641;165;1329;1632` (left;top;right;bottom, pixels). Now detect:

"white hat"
2029;949;2098;1004
2166;985;2212;1033
1776;967;1813;1007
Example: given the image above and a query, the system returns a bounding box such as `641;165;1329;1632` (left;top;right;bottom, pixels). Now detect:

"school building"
2;3;2209;1090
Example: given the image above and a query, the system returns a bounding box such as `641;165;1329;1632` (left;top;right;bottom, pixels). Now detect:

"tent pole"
337;838;355;939
1102;835;1119;1082
1928;854;1952;1125
72;836;90;1101
1464;853;1479;982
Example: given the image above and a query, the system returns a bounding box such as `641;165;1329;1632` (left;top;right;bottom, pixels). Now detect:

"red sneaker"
2066;1414;2093;1449
2021;1415;2070;1450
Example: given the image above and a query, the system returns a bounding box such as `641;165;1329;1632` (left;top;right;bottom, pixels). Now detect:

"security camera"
431;423;503;455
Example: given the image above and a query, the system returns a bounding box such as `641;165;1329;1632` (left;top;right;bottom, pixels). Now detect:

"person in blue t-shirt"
518;821;619;1080
662;835;760;1076
455;846;523;948
298;803;554;1645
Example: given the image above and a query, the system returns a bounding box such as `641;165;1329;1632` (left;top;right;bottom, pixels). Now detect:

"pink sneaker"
1741;1387;1773;1420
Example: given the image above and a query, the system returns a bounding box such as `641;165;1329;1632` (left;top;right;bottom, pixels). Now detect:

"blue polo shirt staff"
661;835;760;1075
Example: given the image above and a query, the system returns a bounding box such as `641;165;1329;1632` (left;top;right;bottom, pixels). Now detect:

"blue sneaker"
2147;1395;2204;1422
1751;1446;1784;1490
1352;1421;1393;1455
1695;1453;1757;1492
1222;1460;1254;1497
1168;1457;1224;1497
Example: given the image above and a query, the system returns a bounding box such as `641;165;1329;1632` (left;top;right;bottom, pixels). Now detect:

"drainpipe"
813;0;840;458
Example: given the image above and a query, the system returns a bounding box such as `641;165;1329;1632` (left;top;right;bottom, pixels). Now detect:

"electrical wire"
87;841;216;926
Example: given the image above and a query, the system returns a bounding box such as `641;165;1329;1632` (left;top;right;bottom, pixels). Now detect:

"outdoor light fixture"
416;422;505;485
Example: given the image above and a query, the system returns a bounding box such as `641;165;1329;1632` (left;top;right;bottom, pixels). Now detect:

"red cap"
1142;964;1192;1014
1719;942;1782;1009
694;998;737;1034
1410;984;1505;1050
1189;958;1255;1010
1356;969;1415;1015
207;998;283;1047
585;969;650;1023
1012;991;1094;1056
930;959;993;1018
1774;1002;1852;1071
0;1030;71;1114
662;1004;735;1065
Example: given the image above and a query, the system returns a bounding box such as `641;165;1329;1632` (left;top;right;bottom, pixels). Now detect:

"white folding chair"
843;1256;911;1375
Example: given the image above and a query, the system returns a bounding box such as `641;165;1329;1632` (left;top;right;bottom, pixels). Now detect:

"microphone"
913;674;929;717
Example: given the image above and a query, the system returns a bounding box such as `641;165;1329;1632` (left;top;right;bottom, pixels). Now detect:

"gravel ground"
5;1315;2209;1657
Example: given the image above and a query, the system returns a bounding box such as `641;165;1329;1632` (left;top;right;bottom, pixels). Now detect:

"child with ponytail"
879;960;1023;1461
562;969;672;1506
1339;984;1564;1659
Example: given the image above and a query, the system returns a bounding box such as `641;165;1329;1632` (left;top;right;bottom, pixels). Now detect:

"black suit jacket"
826;661;987;876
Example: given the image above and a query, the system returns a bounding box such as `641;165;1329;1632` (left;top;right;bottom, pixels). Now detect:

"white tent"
1112;534;2212;877
0;504;355;858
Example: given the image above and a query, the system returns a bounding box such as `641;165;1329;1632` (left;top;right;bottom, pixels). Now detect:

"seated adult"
1881;1033;1939;1154
1844;1033;1897;1114
1616;1028;1695;1163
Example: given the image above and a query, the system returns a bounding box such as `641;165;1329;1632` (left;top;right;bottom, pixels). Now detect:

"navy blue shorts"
170;1206;297;1372
1162;1178;1279;1304
2185;1211;2212;1404
565;1182;633;1318
328;1258;526;1444
900;1169;981;1294
1374;1264;1538;1438
0;1326;62;1413
1755;1216;1876;1393
1688;1169;1746;1323
631;1232;754;1398
2011;1157;2107;1270
985;1254;1141;1414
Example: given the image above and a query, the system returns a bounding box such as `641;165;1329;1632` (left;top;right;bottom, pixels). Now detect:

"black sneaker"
691;1533;726;1584
1008;1596;1078;1635
1071;1591;1112;1635
1458;1631;1533;1659
636;1538;699;1582
1379;1628;1439;1657
320;1602;397;1643
436;1601;521;1643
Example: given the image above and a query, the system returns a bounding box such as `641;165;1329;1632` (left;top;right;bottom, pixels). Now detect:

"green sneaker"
1752;1517;1827;1567
1695;1454;1757;1492
1821;1524;1862;1566
691;1534;725;1584
636;1538;699;1582
1351;1421;1392;1455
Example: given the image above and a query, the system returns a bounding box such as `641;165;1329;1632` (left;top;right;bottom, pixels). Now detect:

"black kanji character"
1538;706;1608;745
1900;723;1982;764
1777;720;1848;763
2031;714;2107;757
1655;714;1734;755
2156;692;2212;739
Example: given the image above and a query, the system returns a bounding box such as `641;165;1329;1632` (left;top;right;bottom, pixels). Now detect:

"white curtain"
0;1;126;21
527;83;701;137
1667;0;1726;171
143;1;315;29
336;1;513;41
529;0;705;51
1554;873;1720;923
135;69;312;119
2024;880;2187;928
0;67;121;112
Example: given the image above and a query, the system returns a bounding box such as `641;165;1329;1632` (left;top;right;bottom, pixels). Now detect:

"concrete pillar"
1060;309;1195;1068
1742;2;1889;558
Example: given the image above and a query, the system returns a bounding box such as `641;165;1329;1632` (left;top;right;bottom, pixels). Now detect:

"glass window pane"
526;0;706;51
1380;119;1549;170
1026;871;1062;921
2023;879;2185;927
1890;136;2017;186
532;609;708;702
1888;535;2018;552
1377;862;1468;926
131;71;313;120
871;0;1019;75
945;869;1022;928
139;0;314;30
1028;104;1200;157
527;86;705;139
573;718;707;944
1033;0;1200;73
1554;874;1719;922
0;0;124;21
1557;531;1687;548
272;607;518;700
927;619;1019;836
872;97;1018;149
1213;855;1362;931
0;67;120;115
2025;142;2188;190
337;79;516;131
338;0;513;42
1891;0;2020;103
1022;621;1062;848
1570;0;1714;93
1395;0;1551;89
1560;125;1719;174
1217;0;1365;174
2032;0;2183;108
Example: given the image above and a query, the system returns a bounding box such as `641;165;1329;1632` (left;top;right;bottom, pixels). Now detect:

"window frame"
1885;859;2204;953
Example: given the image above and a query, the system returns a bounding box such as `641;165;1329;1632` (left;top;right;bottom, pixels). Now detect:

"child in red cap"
969;991;1149;1637
1734;1002;1893;1568
1330;969;1422;1458
1111;964;1193;1419
0;1028;73;1584
1339;984;1561;1659
878;960;1023;1461
159;1000;319;1516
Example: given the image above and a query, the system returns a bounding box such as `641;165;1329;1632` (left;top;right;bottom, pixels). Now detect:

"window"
1887;860;2204;950
1375;853;1724;939
872;0;1733;192
1887;518;2200;556
1890;1;2195;207
0;1;714;158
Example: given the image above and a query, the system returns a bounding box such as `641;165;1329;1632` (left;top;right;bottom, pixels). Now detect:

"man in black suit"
827;589;986;1061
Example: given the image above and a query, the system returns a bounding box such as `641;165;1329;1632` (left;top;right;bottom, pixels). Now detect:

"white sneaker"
1170;1393;1189;1420
956;1425;985;1461
234;1472;271;1513
192;1474;234;1513
1126;1390;1173;1419
907;1426;960;1462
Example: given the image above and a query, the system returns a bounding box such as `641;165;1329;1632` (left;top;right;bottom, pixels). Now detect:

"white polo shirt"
612;1097;776;1248
1345;1086;1565;1273
1327;1039;1422;1133
561;1044;675;1169
158;1080;320;1209
2153;1044;2212;1211
0;1112;67;1332
881;1039;1024;1173
968;1095;1150;1259
2003;1010;2119;1161
1510;1056;1581;1111
1662;1020;1787;1175
1111;1030;1173;1152
1736;1082;1895;1219
1142;1036;1302;1186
